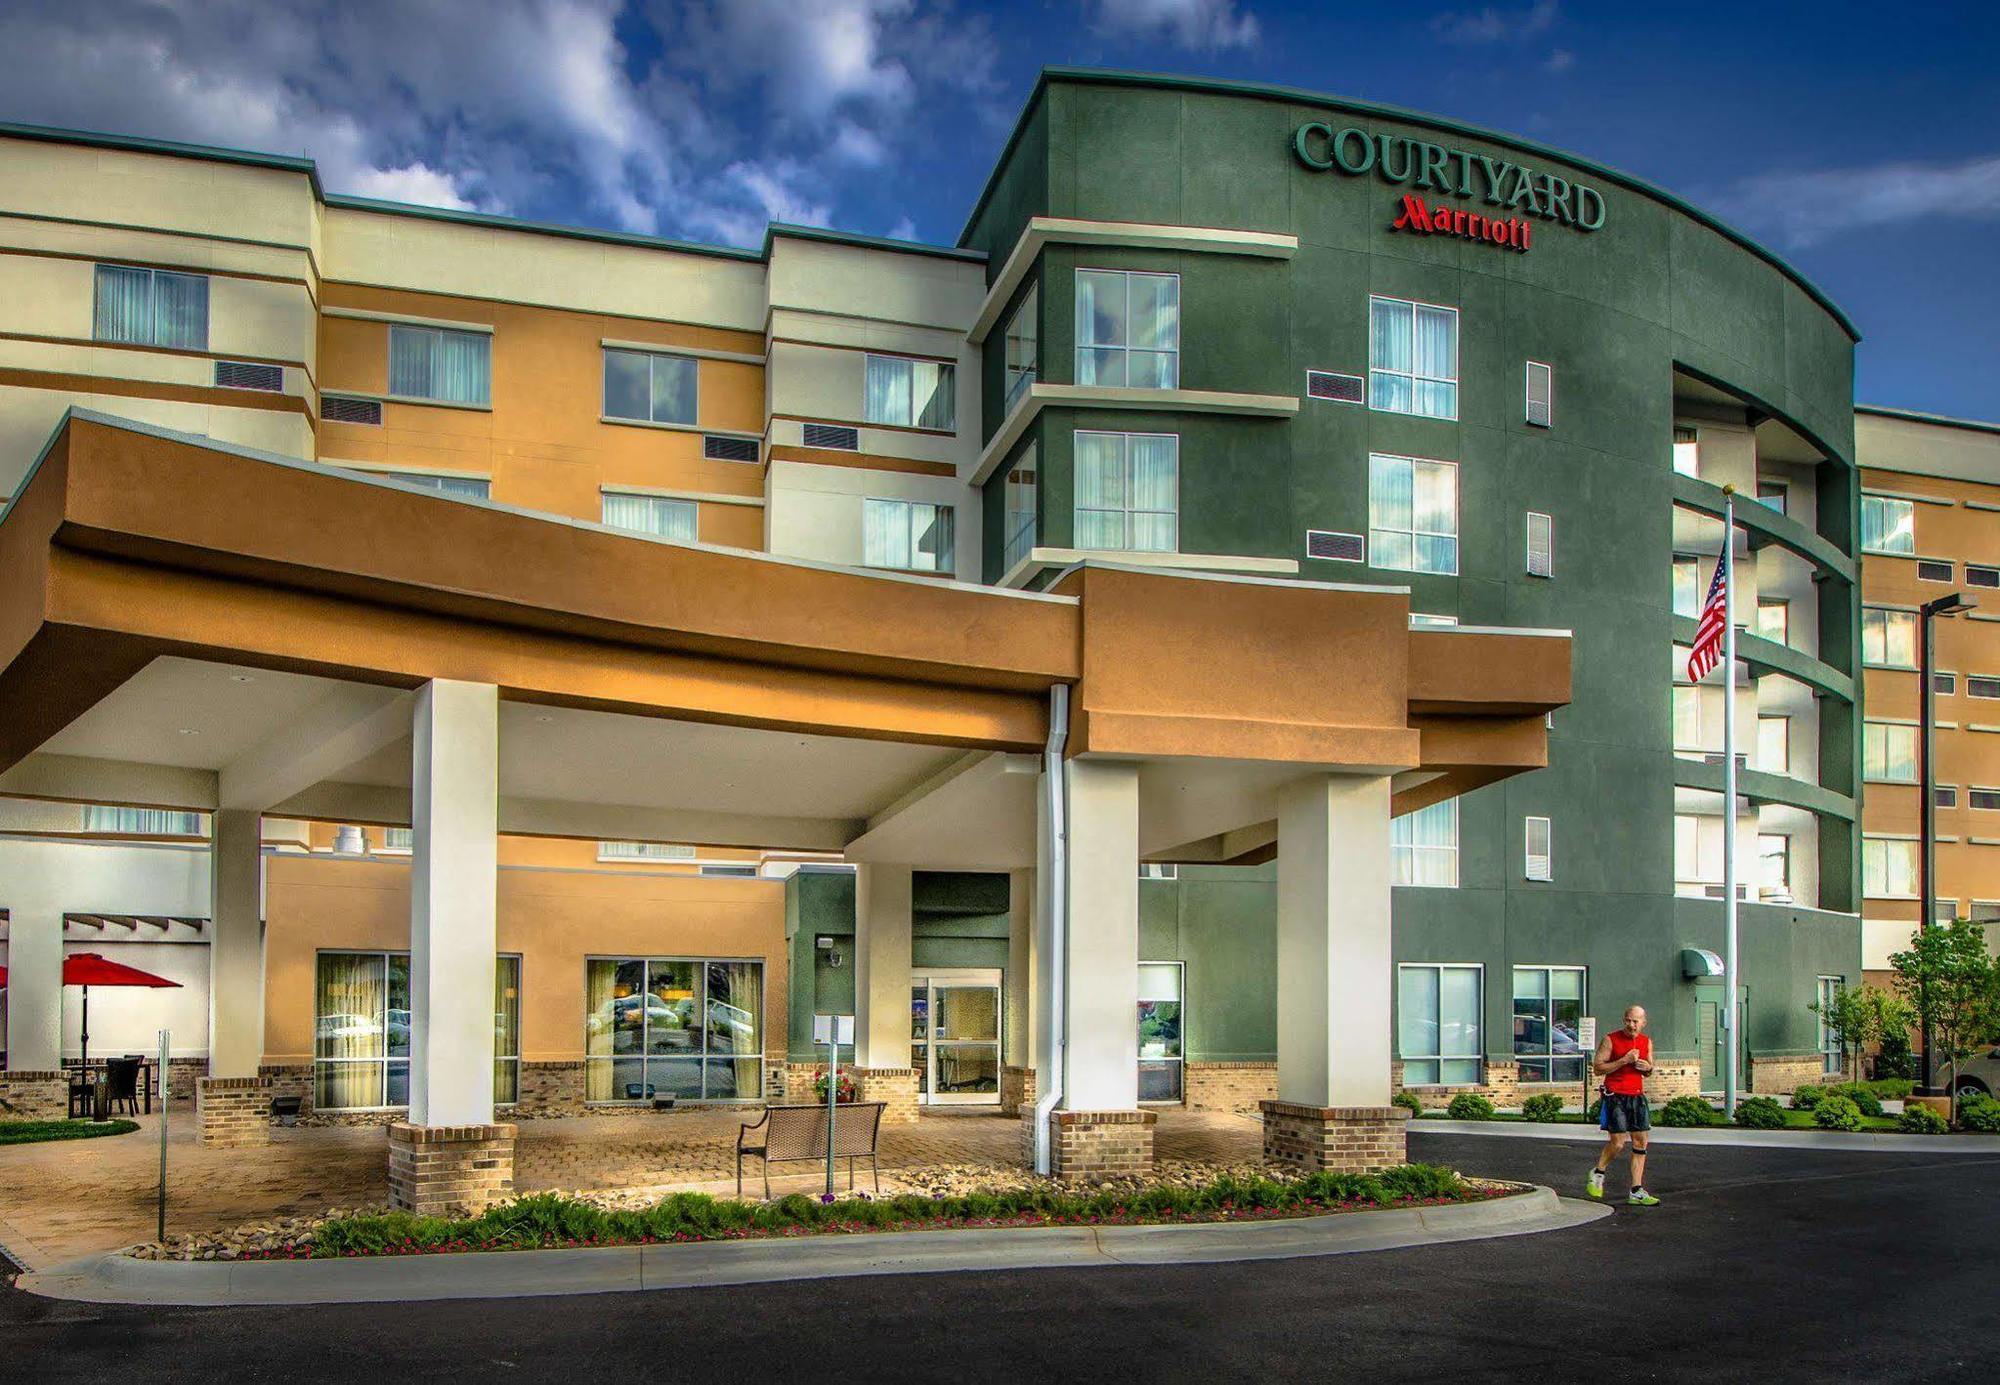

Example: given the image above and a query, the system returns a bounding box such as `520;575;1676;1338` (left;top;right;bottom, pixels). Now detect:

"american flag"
1687;549;1729;682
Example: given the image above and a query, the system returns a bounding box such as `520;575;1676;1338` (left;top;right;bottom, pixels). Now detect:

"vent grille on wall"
703;434;760;463
1524;361;1553;427
1525;816;1552;881
1305;370;1364;404
1305;529;1365;562
1526;511;1554;578
1918;559;1955;582
214;360;283;392
1969;564;2000;588
322;394;384;426
802;423;860;450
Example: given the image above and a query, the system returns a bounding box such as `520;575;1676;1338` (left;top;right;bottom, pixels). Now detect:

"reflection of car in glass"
1512;1017;1582;1055
315;1013;381;1044
707;1000;756;1050
387;1008;411;1049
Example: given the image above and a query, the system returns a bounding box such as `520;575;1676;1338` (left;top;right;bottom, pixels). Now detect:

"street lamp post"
1918;591;1975;1095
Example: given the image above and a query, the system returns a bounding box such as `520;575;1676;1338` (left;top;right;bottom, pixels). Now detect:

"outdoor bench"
736;1101;885;1198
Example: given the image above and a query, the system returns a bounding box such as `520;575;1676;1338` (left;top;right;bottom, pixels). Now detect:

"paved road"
4;1131;1995;1383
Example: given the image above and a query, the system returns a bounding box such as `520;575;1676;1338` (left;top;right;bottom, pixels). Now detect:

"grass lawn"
1416;1109;1904;1132
0;1118;139;1146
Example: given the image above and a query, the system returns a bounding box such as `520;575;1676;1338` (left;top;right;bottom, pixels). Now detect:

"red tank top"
1604;1031;1650;1094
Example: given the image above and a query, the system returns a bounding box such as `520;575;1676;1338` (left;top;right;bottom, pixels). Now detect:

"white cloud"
1090;0;1261;51
887;214;918;241
1544;48;1575;74
1707;153;2000;248
1431;0;1557;45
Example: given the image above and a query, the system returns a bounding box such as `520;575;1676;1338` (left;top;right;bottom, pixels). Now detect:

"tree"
1809;984;1921;1084
1890;919;2000;1115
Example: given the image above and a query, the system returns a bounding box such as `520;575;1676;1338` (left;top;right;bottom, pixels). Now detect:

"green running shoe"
1627;1188;1660;1207
1586;1169;1605;1200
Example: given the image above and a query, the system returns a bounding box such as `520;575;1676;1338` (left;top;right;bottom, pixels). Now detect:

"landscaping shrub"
1827;1083;1884;1118
1733;1096;1787;1130
1445;1093;1496;1121
1521;1094;1565;1123
1865;1078;1914;1100
1659;1095;1722;1127
1790;1084;1827;1110
1958;1094;2000;1133
1585;1097;1602;1123
1376;1163;1466;1200
1898;1104;1949;1135
1392;1090;1425;1121
1873;1033;1915;1082
1813;1095;1864;1131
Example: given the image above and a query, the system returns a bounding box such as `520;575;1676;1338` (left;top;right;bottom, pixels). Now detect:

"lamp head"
1925;592;1976;618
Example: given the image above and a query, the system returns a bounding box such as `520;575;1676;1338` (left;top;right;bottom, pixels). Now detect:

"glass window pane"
651;354;697;425
865;355;909;426
1128;273;1179;352
1397;967;1438;1063
93;264;153;344
1439;968;1481;1058
1078;347;1125;387
1370;298;1413;374
388;326;433;398
1415;305;1457;381
1371;455;1414;531
705;961;763;1056
702;1056;758;1099
433;329;490;405
1402;1059;1440;1085
316;1060;383;1110
1369;371;1413;413
912;362;954;431
1440;1058;1482;1085
863;498;910;569
385;955;411;1058
1076;270;1127;349
910;504;953;572
153;270;208;350
646;961;700;1055
315;953;386;1062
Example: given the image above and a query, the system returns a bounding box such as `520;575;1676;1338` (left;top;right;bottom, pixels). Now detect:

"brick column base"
1023;1109;1157;1181
1260;1100;1409;1175
853;1068;919;1123
998;1064;1038;1118
387;1122;517;1216
197;1076;273;1147
0;1071;70;1120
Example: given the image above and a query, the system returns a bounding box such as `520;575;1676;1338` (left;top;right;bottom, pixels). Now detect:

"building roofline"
762;222;986;264
1856;404;2000;439
958;67;1861;344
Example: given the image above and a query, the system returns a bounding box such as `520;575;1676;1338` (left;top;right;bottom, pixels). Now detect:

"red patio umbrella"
62;953;181;1070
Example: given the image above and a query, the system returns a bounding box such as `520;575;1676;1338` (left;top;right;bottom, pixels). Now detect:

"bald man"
1587;1005;1661;1206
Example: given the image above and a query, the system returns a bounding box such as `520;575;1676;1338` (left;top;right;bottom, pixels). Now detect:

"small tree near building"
1890;919;2000;1117
1810;985;1919;1085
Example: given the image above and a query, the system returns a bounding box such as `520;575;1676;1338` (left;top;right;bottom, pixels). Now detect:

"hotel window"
93;264;208;349
1935;671;1958;695
1817;977;1844;1075
1368;296;1457;419
1760;834;1792;894
344;466;491;499
315;952;520;1109
1756;481;1788;515
603;348;697;426
1369;454;1458;574
863;498;955;573
1004;284;1039;411
1861;607;1918;668
603;492;697;541
1863;722;1918;783
1526;511;1554;577
864;354;955;431
1392;798;1458;887
1075;269;1179;389
1672;557;1702;618
1003;459;1038;571
82;805;203;836
1674;814;1700;884
1971;675;2000;700
1862;836;1918;898
1512;966;1585;1082
1972;787;2000;812
381;827;414;854
1969;564;2000;589
1138;962;1184;1102
388;325;491;406
1860;495;1915;555
1075;431;1178;552
1671;426;1699;477
1759;715;1790;775
599;841;697;861
1524;816;1552;882
1410;613;1459;628
585;958;764;1102
1398;963;1482;1086
1672;686;1701;751
1757;600;1789;646
1936;784;1959;809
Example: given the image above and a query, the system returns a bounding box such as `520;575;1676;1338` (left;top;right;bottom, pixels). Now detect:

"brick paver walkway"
0;1107;1265;1270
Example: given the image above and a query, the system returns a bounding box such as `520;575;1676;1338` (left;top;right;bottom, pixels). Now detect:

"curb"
1413;1121;2000;1151
17;1186;1604;1306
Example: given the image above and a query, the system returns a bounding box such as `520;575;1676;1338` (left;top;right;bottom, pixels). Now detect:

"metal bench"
736;1102;885;1199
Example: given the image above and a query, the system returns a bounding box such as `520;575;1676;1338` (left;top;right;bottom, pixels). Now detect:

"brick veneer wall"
1747;1054;1829;1095
164;1057;208;1102
999;1064;1038;1117
196;1076;272;1147
387;1122;516;1216
782;1063;819;1104
0;1071;69;1119
854;1067;919;1124
1261;1101;1409;1174
1185;1061;1277;1113
1022;1108;1158;1181
515;1061;586;1118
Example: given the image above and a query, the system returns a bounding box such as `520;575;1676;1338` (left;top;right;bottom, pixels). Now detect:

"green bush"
1898;1104;1949;1135
1865;1078;1914;1100
1376;1163;1466;1200
1790;1084;1827;1110
1827;1083;1884;1118
1586;1097;1602;1122
1392;1090;1425;1121
1874;1034;1915;1081
1733;1096;1787;1129
1445;1093;1496;1121
1659;1095;1721;1127
1521;1094;1565;1123
1813;1095;1863;1131
1958;1094;2000;1133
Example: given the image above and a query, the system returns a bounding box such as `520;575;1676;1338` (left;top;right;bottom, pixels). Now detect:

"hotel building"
0;69;1870;1203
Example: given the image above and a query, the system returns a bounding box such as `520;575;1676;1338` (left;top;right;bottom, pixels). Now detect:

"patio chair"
103;1057;142;1117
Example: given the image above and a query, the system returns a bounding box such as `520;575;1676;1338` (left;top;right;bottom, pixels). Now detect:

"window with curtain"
862;498;955;572
372;469;491;499
1672;686;1701;752
1674;814;1701;883
1369;453;1458;574
1003;457;1038;572
1368;296;1457;419
864;355;955;430
1075;269;1179;388
603;348;697;425
1074;431;1178;552
1860;495;1915;554
1004;285;1039;411
1758;600;1789;645
1672;557;1703;617
584;957;764;1102
314;952;516;1109
1759;835;1792;893
1392;798;1458;887
1863;721;1918;782
93;264;209;349
1398;963;1481;1085
1512;966;1585;1082
1862;836;1918;898
82;805;204;836
1861;607;1918;668
603;491;698;541
494;956;521;1104
1758;715;1790;774
1671;426;1699;477
388;325;491;405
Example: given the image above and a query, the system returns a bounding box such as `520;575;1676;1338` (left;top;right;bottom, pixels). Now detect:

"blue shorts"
1599;1092;1651;1133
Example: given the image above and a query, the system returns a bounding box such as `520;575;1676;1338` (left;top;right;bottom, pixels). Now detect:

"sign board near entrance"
1578;1016;1597;1055
813;1013;855;1045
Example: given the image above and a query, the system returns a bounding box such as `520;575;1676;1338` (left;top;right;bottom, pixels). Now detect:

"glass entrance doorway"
911;969;1001;1104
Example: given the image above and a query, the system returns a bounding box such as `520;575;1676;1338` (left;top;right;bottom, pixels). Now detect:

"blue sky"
0;1;1993;418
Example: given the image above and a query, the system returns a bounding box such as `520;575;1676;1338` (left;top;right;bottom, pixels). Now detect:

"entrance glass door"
910;969;1001;1104
1139;962;1184;1102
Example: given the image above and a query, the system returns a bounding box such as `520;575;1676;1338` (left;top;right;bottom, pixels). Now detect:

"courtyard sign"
1291;123;1607;249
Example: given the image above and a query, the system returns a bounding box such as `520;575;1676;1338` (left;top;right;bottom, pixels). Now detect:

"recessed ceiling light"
534;715;553;724
230;674;256;684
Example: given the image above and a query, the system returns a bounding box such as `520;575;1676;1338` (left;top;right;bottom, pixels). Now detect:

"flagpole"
1721;487;1740;1118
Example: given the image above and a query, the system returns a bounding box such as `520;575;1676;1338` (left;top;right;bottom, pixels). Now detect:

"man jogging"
1587;1005;1661;1206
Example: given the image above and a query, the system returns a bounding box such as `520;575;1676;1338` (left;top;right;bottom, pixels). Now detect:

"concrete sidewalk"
1414;1120;2000;1151
17;1186;1599;1307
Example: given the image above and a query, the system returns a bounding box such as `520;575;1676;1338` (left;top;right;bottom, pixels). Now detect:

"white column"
408;680;499;1128
854;864;913;1070
1276;773;1394;1108
207;808;265;1078
1004;867;1038;1072
4;906;61;1071
1062;757;1140;1111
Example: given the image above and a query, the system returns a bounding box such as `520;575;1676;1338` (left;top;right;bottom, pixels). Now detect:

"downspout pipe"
1031;683;1070;1176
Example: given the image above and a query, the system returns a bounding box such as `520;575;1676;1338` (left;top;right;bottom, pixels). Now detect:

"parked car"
1945;1044;2000;1098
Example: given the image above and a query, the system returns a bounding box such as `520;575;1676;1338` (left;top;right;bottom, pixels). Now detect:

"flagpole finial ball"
1721;484;1737;495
